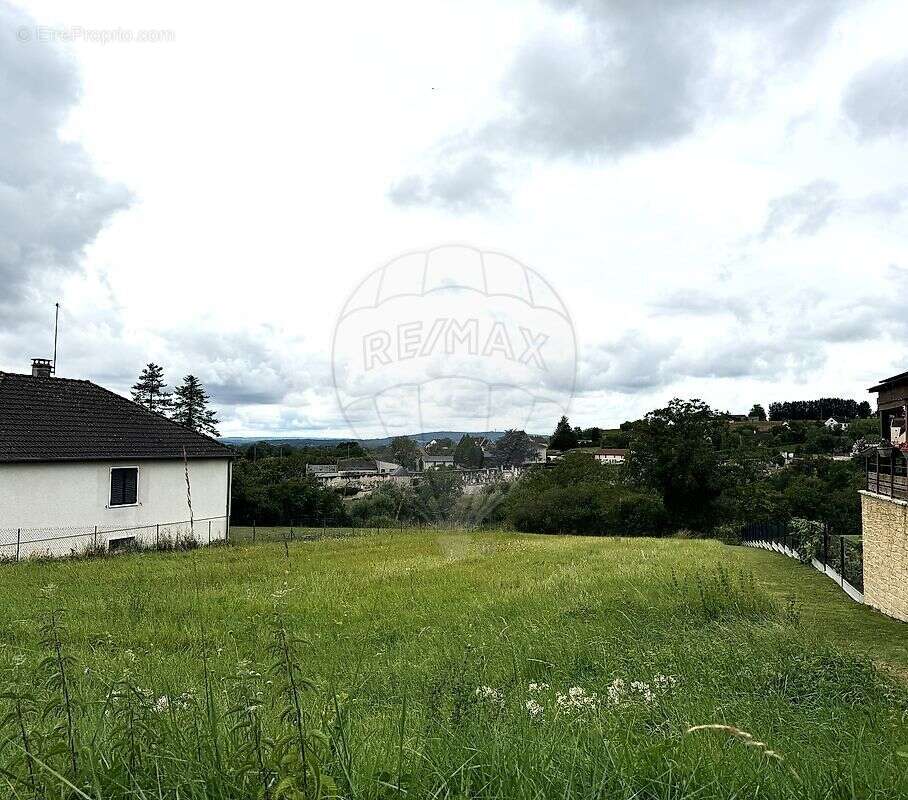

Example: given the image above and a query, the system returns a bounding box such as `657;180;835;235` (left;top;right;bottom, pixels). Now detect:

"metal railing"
0;516;229;562
741;519;863;594
864;448;908;500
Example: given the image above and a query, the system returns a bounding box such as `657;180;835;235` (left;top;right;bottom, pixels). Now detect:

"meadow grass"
0;530;906;799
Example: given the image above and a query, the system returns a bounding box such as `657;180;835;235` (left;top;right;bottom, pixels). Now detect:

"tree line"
768;398;871;421
131;362;221;436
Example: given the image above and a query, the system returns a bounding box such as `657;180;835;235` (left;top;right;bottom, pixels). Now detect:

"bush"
712;522;744;545
790;517;824;564
503;457;668;536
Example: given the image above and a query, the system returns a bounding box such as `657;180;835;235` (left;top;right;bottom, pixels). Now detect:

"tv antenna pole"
52;302;60;375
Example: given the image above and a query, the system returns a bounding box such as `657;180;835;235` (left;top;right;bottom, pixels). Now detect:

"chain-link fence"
0;516;228;562
229;516;445;545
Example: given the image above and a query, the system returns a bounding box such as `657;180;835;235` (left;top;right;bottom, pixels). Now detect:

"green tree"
625;398;723;528
454;435;483;468
171;375;220;436
550;415;579;450
492;429;536;467
414;469;462;522
390;436;421;470
131;363;172;414
749;404;767;421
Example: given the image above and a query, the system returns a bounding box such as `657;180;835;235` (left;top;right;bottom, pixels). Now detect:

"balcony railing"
864;448;908;500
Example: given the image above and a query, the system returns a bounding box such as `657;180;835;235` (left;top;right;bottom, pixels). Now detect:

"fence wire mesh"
0;516;228;561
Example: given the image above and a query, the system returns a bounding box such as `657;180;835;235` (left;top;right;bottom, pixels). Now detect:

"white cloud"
2;0;908;435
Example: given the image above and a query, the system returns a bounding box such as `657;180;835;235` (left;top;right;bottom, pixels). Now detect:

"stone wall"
860;490;908;622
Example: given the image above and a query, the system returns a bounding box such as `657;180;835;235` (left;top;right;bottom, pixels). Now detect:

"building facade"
0;364;233;559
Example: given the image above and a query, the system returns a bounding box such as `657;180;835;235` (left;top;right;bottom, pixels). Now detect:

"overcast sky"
3;0;908;437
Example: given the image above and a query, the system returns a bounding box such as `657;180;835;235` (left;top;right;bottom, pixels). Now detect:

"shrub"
790;517;824;564
712;521;744;545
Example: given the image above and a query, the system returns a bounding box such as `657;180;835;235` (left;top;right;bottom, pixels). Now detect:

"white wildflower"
607;678;626;705
153;695;170;713
653;674;678;691
525;698;544;719
528;682;549;693
556;686;599;713
474;686;503;706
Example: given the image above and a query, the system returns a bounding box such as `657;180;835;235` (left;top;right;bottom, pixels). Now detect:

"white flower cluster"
556;686;599;713
524;682;549;719
525;699;544;720
653;674;678;691
474;685;504;706
607;674;679;706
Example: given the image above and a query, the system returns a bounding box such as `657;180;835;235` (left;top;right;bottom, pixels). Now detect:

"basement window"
108;536;137;552
109;467;138;507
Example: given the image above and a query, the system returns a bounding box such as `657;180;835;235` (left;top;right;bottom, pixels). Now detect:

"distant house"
527;436;548;464
419;453;455;471
477;437;497;461
306;463;337;476
824;417;849;431
593;448;627;464
0;361;233;559
335;458;401;476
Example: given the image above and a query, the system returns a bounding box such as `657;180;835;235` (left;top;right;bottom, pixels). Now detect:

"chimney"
31;358;53;378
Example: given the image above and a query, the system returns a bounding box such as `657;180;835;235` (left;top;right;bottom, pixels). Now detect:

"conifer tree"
171;374;220;436
130;363;172;414
550;415;579;450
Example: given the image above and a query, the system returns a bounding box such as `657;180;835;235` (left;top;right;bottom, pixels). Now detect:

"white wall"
0;458;230;559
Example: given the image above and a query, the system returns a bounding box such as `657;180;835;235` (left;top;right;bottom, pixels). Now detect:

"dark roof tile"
0;372;232;462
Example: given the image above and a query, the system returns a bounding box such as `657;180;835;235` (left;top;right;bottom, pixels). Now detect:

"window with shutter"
110;467;138;506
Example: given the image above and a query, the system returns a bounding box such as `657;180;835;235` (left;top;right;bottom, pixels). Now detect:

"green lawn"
0;531;906;799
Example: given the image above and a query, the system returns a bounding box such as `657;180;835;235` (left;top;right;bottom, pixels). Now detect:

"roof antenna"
52;302;60;375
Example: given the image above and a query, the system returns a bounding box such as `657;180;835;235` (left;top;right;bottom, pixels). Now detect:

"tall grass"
0;532;905;799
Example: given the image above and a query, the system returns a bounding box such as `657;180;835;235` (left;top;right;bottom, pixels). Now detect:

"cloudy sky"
3;0;908;437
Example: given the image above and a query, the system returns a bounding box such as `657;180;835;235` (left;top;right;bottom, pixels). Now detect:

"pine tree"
171;375;220;436
550;415;579;450
131;363;172;414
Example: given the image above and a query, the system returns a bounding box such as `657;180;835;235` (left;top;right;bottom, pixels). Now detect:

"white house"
419;453;455;470
0;362;233;559
824;417;850;431
593;448;627;464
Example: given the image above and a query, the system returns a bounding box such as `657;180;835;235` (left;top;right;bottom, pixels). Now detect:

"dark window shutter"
110;468;138;506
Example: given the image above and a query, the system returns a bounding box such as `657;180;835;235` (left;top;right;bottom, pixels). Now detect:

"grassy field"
0;531;907;799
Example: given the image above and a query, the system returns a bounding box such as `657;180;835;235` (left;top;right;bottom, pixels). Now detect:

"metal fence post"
208;520;211;545
290;522;294;542
823;526;828;568
840;537;845;586
156;523;160;549
253;520;256;543
16;529;20;562
94;525;99;551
